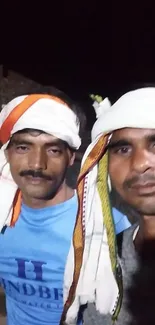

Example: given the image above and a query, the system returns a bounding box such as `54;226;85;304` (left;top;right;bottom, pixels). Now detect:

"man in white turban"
71;87;155;325
0;90;130;325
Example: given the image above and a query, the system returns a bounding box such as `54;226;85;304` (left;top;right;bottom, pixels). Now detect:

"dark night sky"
2;1;155;105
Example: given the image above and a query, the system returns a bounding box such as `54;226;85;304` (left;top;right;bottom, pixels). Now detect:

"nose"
28;148;47;170
131;149;151;174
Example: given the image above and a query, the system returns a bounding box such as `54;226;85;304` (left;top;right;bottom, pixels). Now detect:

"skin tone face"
5;130;75;208
108;128;155;242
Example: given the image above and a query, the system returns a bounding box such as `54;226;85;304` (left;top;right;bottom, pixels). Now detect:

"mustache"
124;175;155;188
19;170;52;181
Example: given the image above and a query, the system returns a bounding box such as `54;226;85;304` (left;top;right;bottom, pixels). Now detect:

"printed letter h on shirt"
16;258;46;281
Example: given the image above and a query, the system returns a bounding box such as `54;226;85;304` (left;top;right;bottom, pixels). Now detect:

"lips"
24;175;46;185
130;183;155;195
131;182;155;188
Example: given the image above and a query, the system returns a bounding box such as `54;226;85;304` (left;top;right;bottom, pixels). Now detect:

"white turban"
92;87;155;140
0;94;81;231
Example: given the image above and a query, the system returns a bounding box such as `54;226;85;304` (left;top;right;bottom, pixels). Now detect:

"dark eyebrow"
147;134;155;142
10;139;67;148
10;140;33;146
45;141;66;148
107;139;131;149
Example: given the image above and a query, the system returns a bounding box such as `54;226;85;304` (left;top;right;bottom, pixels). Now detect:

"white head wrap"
92;87;155;140
0;94;81;231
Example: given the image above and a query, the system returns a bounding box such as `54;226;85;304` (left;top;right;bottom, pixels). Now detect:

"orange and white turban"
0;94;81;231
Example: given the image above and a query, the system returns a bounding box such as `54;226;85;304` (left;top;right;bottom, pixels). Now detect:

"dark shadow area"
0;288;6;317
127;240;155;325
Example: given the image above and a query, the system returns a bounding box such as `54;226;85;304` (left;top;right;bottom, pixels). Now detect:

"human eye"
147;136;155;152
150;142;155;151
47;147;62;156
15;145;29;154
111;146;132;155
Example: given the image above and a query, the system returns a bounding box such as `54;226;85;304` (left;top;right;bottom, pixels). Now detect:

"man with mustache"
0;90;130;325
81;87;155;325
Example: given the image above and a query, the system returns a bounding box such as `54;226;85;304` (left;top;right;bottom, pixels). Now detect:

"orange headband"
0;94;68;144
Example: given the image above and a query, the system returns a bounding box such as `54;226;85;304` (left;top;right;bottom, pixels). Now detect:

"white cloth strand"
64;135;119;324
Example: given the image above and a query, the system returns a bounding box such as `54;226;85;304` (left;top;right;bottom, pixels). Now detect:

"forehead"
11;130;62;144
110;128;155;141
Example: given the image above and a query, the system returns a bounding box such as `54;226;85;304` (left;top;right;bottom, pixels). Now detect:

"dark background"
1;1;155;125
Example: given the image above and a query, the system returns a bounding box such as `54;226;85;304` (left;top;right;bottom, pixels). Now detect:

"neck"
135;215;155;249
22;183;74;209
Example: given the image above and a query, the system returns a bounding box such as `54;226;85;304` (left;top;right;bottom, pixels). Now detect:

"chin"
132;203;155;216
28;190;58;201
25;189;49;200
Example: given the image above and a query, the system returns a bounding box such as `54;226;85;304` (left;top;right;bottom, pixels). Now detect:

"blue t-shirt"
0;195;130;325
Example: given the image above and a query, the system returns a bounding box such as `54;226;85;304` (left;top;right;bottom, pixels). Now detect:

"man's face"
5;130;75;202
109;128;155;215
